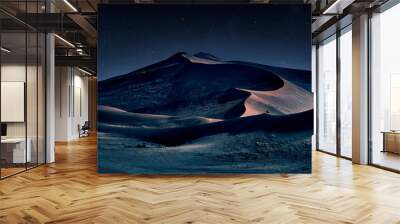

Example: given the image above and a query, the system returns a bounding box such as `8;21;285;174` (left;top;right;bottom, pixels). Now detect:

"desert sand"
98;52;313;173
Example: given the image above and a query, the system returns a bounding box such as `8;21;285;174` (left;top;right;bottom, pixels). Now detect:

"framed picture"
97;4;312;174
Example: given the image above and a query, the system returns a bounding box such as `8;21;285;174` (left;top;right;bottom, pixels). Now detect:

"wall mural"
97;4;313;174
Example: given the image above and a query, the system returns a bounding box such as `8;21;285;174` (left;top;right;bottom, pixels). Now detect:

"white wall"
1;64;26;81
55;66;70;141
55;67;89;141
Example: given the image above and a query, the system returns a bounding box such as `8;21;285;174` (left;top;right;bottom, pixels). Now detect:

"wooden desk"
382;131;400;154
1;138;31;163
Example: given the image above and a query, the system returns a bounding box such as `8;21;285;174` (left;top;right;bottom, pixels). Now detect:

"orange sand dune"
239;79;313;117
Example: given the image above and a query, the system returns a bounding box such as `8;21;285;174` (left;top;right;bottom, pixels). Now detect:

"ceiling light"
63;0;78;12
76;48;85;55
54;34;75;48
78;67;93;76
322;0;356;15
1;47;11;53
323;0;340;14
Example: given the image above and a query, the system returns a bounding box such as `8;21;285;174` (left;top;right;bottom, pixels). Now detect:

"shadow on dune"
98;106;313;146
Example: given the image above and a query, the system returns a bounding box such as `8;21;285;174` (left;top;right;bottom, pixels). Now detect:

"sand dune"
98;52;313;147
98;109;313;146
99;105;221;128
216;78;312;118
239;79;313;117
99;52;285;119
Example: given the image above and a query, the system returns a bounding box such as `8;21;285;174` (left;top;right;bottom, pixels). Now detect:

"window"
317;25;353;158
370;2;400;171
339;27;352;158
317;35;337;154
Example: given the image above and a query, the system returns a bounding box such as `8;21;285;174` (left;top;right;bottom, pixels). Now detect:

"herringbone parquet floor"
1;135;400;224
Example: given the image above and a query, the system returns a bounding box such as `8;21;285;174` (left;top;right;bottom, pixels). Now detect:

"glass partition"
1;31;28;177
0;2;46;179
317;35;337;154
27;30;38;169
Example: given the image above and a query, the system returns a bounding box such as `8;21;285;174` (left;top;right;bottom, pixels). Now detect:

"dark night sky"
98;4;311;81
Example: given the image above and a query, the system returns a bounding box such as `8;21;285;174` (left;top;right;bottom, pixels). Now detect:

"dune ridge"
99;105;221;128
